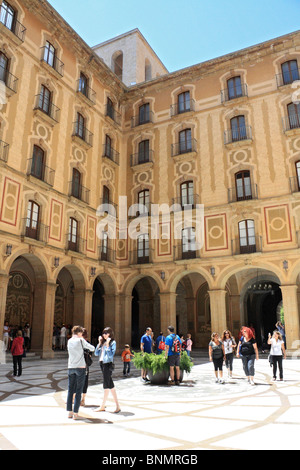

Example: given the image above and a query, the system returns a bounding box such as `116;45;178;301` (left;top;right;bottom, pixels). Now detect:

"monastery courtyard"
0;353;300;451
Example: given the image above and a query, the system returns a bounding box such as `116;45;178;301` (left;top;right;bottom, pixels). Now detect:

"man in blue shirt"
165;325;182;385
140;327;153;381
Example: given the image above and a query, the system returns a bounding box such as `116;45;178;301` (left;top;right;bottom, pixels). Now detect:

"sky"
47;0;300;73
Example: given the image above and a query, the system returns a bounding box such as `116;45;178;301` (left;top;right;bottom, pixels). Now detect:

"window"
26;201;40;240
296;161;300;191
179;128;192;154
182;227;196;259
68;218;78;252
101;232;109;261
107;98;114;120
43;41;55;68
235;171;252;201
137;234;149;263
238;220;256;254
287;102;300;130
230;115;247;141
281;60;299;85
178;91;191;114
104;135;112;158
180;181;194;207
0;51;8;84
227;76;243;100
103;185;110;205
0;1;15;31
75;113;85;139
31;145;45;180
138;140;150;164
138;190;150;215
38;85;51;115
139;103;150;125
71;168;81;199
79;72;88;97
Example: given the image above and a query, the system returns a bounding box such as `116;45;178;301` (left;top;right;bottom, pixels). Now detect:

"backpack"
171;335;181;354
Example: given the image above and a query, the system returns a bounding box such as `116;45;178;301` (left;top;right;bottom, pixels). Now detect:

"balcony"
98;198;118;218
131;111;154;128
130;150;154;167
172;195;200;211
72;122;93;148
40;47;64;77
224;126;252;145
66;234;86;254
128;203;152;218
283;114;300;132
34;94;60;123
174;244;201;261
228;184;258;203
231;236;262;255
221;83;248;103
0;65;18;94
22;219;49;244
276;68;300;88
170;99;195;117
76;80;96;105
171;138;197;157
130;248;153;265
0;13;26;43
68;181;90;204
105;104;121;126
0;140;9;162
102;144;120;166
27;158;55;187
99;247;116;264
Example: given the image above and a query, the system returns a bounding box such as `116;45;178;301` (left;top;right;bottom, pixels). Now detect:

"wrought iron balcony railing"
40;46;64;77
224;126;252;145
174;244;201;261
68;181;90;204
172;194;200;210
22;218;49;243
72;122;93;147
170;99;195;116
171;138;197;157
0;140;9;162
0;64;18;93
228;183;258;203
27;158;55;186
283;114;300;132
98;198;118;217
102;144;120;165
34;94;60;122
231;236;262;255
276;68;300;87
105;104;121;125
131;111;154;128
66;234;86;254
0;10;26;42
130;150;154;167
221;83;248;103
76;79;96;105
99;247;116;264
130;248;153;265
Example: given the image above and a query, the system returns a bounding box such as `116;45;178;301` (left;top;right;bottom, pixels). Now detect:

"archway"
91;278;105;345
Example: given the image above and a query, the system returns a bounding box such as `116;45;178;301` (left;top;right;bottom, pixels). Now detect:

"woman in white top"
268;330;286;381
222;330;236;378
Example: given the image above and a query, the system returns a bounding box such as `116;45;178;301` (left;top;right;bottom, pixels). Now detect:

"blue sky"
48;0;300;72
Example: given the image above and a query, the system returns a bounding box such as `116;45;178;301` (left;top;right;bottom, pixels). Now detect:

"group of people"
3;321;31;352
67;325;121;420
209;325;287;385
53;324;72;351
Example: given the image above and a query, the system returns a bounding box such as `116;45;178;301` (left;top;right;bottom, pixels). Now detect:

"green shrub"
133;351;193;374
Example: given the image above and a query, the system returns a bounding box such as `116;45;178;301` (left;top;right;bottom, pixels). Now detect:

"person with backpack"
165;326;182;385
155;332;166;355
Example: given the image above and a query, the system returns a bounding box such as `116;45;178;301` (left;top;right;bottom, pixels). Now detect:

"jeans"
272;355;283;379
225;352;234;371
241;355;256;377
123;362;131;375
13;355;23;376
67;368;86;413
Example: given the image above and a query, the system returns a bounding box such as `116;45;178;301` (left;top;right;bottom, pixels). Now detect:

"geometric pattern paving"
0;357;300;450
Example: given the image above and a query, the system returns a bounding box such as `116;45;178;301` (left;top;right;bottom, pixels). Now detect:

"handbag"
81;340;93;367
268;354;274;367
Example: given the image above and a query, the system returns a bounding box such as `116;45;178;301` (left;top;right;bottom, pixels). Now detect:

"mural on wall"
5;272;31;326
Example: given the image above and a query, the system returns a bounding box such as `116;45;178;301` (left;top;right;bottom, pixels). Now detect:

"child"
121;344;134;377
186;333;193;357
180;335;187;352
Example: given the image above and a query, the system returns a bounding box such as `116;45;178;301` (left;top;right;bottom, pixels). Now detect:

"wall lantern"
5;244;12;256
283;260;289;272
54;257;60;268
210;267;216;277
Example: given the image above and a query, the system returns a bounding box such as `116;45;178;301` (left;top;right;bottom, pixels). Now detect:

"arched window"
180;181;194;207
235;171;252;201
0;51;9;84
238;220;256;254
138;189;150;215
112;52;123;81
287;102;300;130
0;1;16;31
281;60;299;85
138;140;150;164
26;201;40;240
31;145;45;180
71;168;81;199
227;76;243;100
178;91;191;114
68;217;79;252
230;115;247;141
75;112;85;140
139;103;150;125
38;85;52;115
179;128;192;154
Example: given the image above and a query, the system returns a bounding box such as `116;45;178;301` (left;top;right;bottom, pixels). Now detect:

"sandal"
94;406;106;412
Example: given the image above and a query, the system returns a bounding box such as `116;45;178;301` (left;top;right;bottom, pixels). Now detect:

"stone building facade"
1;0;300;356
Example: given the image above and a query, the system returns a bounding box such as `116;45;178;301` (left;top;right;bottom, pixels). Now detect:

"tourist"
209;333;225;383
165;325;182;386
180;334;187;352
3;321;10;351
222;330;236;378
60;324;67;350
155;332;166;355
237;326;259;385
94;327;121;414
276;321;286;348
80;328;93;406
268;330;286;381
140;327;153;381
121;344;134;377
24;323;31;351
67;325;95;420
186;333;193;357
11;330;24;377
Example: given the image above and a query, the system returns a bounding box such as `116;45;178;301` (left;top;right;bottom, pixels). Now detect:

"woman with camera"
94;327;121;414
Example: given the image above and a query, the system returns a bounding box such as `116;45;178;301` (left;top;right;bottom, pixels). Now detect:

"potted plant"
133;351;193;385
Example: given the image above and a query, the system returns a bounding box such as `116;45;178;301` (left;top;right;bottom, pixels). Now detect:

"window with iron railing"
0;1;26;42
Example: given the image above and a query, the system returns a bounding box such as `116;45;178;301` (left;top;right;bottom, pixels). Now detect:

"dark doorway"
131;287;139;348
92;278;105;346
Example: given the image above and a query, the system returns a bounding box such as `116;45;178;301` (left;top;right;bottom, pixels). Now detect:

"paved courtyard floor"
0;354;300;451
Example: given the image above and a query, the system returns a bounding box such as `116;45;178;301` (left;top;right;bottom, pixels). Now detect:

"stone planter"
147;369;169;385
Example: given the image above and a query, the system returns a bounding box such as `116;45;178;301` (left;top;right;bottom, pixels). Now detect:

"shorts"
100;362;115;389
213;356;224;371
168;354;180;367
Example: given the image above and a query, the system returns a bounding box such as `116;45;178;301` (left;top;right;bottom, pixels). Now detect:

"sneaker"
250;379;255;386
175;381;180;386
271;377;276;382
169;380;175;385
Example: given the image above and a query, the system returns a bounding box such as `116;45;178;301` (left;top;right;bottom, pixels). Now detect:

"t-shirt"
270;338;284;356
121;350;132;362
240;338;256;356
165;334;182;356
209;341;224;359
223;338;236;355
141;334;152;354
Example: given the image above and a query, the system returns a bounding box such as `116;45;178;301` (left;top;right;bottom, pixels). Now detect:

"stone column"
0;273;10;342
115;294;132;349
83;289;94;341
280;285;300;351
159;292;177;334
103;294;116;331
208;289;227;335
